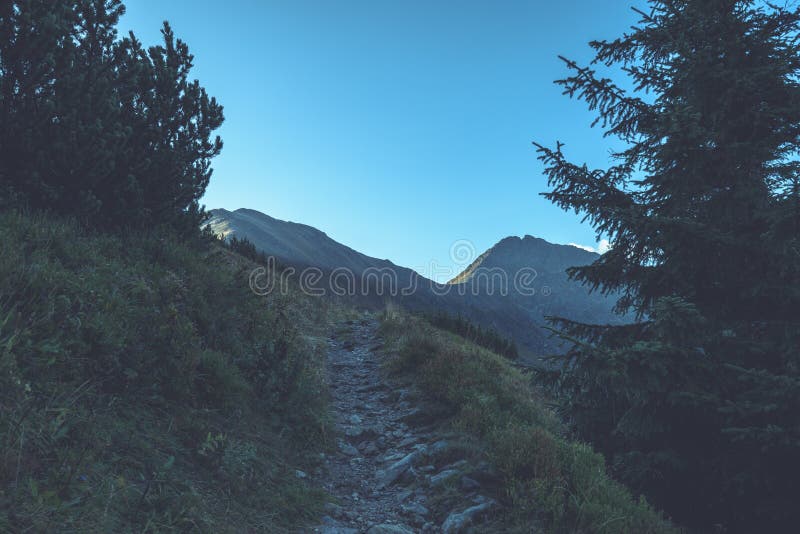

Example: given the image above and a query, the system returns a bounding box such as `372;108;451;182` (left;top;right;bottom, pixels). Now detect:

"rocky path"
308;318;497;534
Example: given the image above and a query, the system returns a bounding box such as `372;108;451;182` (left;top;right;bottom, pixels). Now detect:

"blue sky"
120;0;642;281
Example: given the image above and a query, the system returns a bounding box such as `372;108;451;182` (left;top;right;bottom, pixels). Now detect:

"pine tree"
0;1;223;232
0;0;78;208
535;1;800;531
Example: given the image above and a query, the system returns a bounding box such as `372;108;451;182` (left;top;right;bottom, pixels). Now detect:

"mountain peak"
449;234;599;285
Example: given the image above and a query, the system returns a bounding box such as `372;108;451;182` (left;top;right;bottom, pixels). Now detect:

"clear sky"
120;0;643;282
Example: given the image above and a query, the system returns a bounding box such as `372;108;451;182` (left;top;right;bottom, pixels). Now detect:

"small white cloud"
569;239;611;254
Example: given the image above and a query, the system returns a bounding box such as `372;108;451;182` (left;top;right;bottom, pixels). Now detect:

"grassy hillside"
379;311;678;534
0;211;331;532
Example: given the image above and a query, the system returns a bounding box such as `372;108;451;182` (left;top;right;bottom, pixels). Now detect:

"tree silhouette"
536;2;800;531
0;1;223;232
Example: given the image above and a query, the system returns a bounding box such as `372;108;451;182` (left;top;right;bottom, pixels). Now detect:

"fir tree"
535;1;800;531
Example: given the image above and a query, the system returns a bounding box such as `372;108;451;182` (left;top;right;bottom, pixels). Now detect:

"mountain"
445;235;628;356
450;235;600;284
207;208;624;361
207;208;398;274
448;235;621;325
206;208;439;311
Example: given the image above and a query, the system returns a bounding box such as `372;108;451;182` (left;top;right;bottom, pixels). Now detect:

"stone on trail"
337;440;359;456
401;501;430;516
441;499;496;533
345;426;364;438
428;439;450;456
323;502;344;517
377;447;426;488
320;526;359;534
460;476;481;491
396;435;418;448
430;468;459;486
366;524;415;534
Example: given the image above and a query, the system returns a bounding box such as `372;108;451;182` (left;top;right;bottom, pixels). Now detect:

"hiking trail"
307;317;497;534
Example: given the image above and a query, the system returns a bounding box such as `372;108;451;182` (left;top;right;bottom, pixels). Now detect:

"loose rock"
430;468;460;486
318;318;499;533
401;502;430;516
441;499;496;533
460;476;481;491
366;524;415;534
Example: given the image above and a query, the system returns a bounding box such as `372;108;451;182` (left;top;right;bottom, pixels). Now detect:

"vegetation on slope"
0;211;330;532
424;311;519;360
0;3;333;531
535;1;800;530
379;311;676;534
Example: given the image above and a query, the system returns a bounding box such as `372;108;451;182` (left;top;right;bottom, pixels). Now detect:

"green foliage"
218;234;289;273
225;235;262;262
380;312;676;534
535;1;800;531
0;1;223;232
0;211;328;531
425;311;519;359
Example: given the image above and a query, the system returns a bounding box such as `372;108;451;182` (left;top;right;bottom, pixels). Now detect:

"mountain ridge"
211;208;602;285
206;207;623;360
207;208;400;274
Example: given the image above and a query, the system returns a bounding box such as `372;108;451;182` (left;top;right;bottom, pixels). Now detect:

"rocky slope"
449;235;599;284
447;235;628;341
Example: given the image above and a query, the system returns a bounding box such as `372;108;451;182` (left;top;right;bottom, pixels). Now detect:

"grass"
0;210;332;532
379;310;679;534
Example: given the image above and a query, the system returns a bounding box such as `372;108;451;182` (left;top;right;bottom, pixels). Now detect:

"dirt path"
308;318;434;533
306;317;497;534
